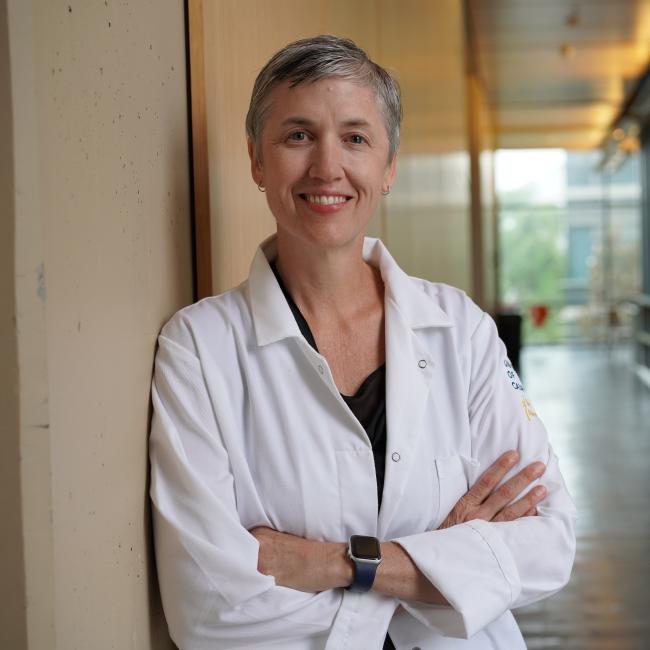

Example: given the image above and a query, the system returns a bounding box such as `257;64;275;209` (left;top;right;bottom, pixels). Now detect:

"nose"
308;136;343;182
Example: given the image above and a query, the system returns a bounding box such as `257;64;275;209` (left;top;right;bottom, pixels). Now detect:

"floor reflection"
514;344;650;650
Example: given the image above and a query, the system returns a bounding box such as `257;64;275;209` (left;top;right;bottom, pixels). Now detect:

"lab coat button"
412;647;422;650
418;359;427;369
391;452;401;462
318;364;324;374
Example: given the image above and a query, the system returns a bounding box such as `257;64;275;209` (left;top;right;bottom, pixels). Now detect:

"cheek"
266;149;305;184
264;183;298;222
365;153;392;182
265;190;290;219
351;164;386;198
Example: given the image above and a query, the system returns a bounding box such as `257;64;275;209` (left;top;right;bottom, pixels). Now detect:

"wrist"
325;542;354;589
308;542;354;591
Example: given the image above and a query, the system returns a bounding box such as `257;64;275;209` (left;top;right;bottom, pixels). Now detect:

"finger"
492;485;547;522
465;451;519;505
480;461;546;516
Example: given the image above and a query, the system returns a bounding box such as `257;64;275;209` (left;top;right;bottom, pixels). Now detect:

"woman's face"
249;77;397;253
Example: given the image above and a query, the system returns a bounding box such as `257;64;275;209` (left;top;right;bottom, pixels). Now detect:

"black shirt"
270;262;395;650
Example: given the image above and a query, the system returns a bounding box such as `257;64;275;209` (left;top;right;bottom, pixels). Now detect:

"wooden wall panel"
202;0;326;294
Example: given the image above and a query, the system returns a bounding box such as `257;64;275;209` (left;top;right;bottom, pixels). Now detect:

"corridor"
514;345;650;650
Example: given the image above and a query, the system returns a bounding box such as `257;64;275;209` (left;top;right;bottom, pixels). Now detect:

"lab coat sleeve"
393;311;576;639
149;332;340;649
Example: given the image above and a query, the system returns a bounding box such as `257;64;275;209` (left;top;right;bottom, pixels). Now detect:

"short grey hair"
246;35;402;161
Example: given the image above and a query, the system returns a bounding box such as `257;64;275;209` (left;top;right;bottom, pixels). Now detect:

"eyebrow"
280;116;373;129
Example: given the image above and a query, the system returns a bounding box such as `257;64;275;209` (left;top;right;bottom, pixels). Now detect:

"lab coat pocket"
434;454;480;527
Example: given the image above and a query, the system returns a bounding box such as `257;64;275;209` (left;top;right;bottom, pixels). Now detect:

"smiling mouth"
300;193;352;206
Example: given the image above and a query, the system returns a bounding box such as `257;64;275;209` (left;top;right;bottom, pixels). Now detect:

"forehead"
263;77;384;128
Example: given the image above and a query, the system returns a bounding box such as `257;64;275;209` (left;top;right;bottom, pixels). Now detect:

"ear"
248;138;263;186
383;151;398;189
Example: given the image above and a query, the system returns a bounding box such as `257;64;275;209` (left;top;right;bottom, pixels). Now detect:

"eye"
347;134;367;145
288;130;308;142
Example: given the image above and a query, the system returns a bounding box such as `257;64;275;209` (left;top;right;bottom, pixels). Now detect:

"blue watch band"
348;557;380;592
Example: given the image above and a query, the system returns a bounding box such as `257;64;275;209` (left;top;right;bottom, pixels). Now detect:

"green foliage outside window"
499;188;565;344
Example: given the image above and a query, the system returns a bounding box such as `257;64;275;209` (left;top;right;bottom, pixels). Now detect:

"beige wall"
7;0;57;642
200;0;478;296
1;0;192;648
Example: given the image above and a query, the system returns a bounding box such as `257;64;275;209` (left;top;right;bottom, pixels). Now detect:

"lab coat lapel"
367;238;453;538
378;298;436;537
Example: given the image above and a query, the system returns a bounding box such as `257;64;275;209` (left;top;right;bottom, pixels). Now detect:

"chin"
297;225;367;252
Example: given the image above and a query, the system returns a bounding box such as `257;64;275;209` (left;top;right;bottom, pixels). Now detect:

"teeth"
305;194;347;205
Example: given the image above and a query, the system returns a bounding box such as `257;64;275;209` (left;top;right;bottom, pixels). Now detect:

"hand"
438;451;546;529
250;526;352;593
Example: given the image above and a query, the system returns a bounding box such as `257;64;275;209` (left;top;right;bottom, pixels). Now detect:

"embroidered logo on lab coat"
504;359;524;391
522;398;537;420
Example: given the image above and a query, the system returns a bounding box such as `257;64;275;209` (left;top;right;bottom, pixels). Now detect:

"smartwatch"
347;535;382;593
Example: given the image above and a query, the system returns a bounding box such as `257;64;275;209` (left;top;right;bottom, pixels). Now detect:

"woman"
149;35;576;649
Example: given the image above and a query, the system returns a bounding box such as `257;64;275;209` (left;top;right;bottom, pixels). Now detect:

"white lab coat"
149;235;576;650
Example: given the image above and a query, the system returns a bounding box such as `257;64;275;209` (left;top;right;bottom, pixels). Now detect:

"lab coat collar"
248;234;453;348
248;235;304;347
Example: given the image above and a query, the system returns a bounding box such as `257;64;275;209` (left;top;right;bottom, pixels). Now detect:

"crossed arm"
251;450;547;604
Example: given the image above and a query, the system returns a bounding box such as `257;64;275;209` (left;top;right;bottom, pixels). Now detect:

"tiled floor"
514;344;650;650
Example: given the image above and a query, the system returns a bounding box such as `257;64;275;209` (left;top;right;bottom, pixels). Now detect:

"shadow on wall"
145;410;176;650
145;130;196;650
0;3;29;646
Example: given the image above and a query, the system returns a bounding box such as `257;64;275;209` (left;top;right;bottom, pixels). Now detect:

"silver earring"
257;182;266;193
381;186;390;196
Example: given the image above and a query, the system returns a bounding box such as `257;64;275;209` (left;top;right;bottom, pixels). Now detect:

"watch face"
350;535;381;560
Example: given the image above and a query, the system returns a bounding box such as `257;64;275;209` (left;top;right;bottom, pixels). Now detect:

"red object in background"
530;304;549;328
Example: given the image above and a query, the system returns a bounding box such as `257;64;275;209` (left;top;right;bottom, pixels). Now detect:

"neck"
274;232;383;323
